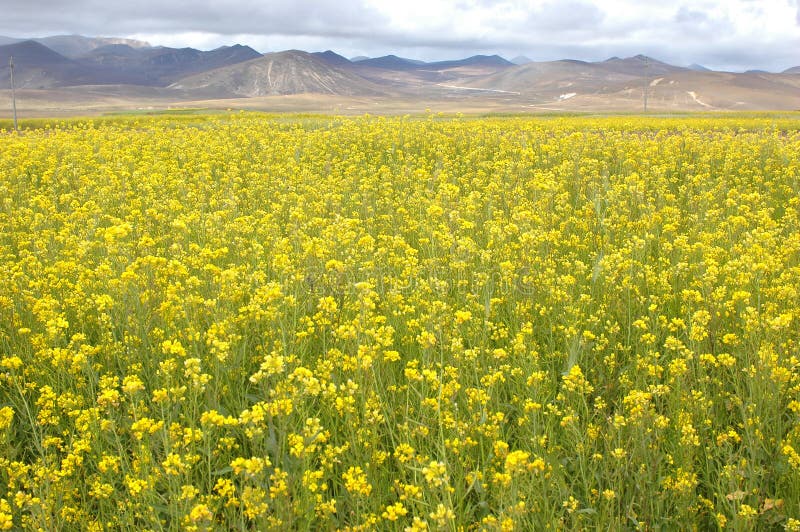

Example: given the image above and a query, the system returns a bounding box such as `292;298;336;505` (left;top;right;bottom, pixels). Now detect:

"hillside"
0;40;80;89
455;55;800;110
169;50;385;97
464;59;631;96
0;40;261;89
77;44;262;85
345;53;515;90
2;36;799;112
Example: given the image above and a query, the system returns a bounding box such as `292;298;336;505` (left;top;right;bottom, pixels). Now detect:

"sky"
1;0;799;72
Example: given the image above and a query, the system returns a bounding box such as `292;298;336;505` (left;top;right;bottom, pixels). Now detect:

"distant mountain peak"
425;55;514;70
34;35;151;57
354;55;424;70
312;50;352;66
612;55;665;64
467;54;513;65
0;40;71;63
597;54;685;75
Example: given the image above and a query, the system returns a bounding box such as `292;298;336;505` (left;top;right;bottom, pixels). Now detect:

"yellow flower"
394;443;416;464
429;504;455;527
422;460;448;488
0;407;13;431
382;502;408;521
504;450;531;475
737;504;757;519
0;499;13;530
343;466;372;497
454;310;472;324
242;486;269;519
121;375;145;394
562;364;593;394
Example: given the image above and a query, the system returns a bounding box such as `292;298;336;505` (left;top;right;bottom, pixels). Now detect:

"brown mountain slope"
651;71;800;110
344;55;514;92
458;57;800;110
600;55;687;76
170;50;385;97
462;59;636;95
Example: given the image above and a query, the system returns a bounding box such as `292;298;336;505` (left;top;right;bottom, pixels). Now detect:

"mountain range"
1;34;799;112
0;34;150;57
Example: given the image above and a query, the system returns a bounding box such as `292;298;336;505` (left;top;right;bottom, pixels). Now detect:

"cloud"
671;6;729;39
525;1;605;32
674;6;712;25
0;0;388;38
0;0;798;71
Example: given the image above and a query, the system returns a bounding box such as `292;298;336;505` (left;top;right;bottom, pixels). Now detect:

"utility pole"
643;56;649;113
9;56;18;132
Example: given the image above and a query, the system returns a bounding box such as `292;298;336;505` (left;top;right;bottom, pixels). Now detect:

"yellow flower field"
1;113;800;530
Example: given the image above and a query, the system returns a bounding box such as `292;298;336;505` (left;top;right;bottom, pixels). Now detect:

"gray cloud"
525;1;606;32
0;0;388;38
674;6;712;25
0;0;798;72
671;6;730;40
